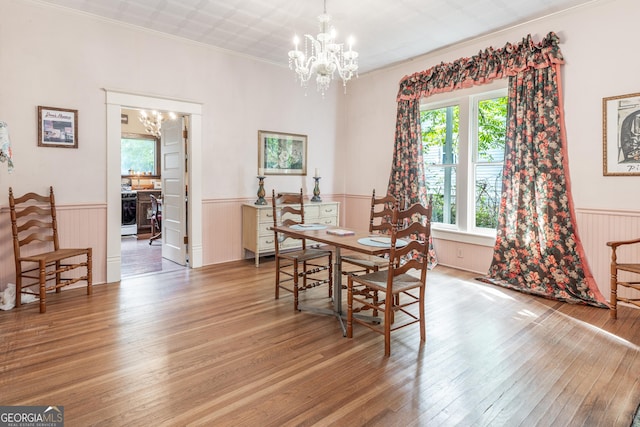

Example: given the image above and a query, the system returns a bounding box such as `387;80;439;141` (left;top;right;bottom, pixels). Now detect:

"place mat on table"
357;237;408;248
289;223;327;231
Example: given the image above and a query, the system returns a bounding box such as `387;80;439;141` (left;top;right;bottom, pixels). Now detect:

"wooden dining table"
271;224;393;335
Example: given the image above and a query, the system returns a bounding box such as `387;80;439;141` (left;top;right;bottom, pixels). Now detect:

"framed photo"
258;130;307;175
38;106;78;148
603;92;640;175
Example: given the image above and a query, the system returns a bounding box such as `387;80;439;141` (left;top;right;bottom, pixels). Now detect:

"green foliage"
477;97;507;161
420;106;459;155
121;137;157;175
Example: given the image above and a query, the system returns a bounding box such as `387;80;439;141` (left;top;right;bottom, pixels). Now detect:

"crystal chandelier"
288;0;359;96
139;110;176;138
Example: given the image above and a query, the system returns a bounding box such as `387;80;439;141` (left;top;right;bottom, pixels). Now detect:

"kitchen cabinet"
242;201;340;266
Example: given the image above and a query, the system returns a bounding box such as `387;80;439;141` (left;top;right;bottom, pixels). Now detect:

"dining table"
271;224;400;335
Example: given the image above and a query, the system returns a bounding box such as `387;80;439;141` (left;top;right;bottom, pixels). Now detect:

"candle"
258;167;264;176
315;168;319;178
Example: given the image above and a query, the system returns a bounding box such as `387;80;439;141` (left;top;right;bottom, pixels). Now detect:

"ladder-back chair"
607;237;640;318
9;186;92;313
341;189;397;275
347;201;433;356
272;189;332;311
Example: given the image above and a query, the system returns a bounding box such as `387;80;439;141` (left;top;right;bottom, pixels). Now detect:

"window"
121;133;160;177
421;88;507;234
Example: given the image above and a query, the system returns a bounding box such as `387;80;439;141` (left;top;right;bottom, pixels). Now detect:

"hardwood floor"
2;261;640;426
121;235;184;277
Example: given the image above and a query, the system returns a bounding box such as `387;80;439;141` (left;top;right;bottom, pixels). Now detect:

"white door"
161;117;187;265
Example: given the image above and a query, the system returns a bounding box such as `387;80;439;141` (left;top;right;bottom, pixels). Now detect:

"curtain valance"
396;32;564;101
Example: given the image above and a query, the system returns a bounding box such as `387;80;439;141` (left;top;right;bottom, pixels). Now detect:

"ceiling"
38;0;594;74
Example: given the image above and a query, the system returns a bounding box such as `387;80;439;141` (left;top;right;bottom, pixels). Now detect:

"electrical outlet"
457;248;464;258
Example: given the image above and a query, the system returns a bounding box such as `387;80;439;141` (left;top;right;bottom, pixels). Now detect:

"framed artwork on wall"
603;92;640;176
258;130;307;175
37;106;78;149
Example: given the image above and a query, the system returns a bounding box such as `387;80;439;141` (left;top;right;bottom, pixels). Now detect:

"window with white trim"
421;88;507;235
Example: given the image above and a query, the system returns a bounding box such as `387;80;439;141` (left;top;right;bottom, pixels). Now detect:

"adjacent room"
1;0;639;425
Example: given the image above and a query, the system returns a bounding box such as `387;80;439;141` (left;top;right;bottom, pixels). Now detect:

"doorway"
105;90;203;283
119;107;184;277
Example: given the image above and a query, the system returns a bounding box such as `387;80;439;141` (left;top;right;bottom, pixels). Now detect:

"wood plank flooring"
121;235;184;277
2;261;640;426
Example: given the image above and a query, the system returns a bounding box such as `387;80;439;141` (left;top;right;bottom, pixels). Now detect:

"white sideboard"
242;201;340;266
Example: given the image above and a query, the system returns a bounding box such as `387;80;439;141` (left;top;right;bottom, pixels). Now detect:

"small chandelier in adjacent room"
288;0;359;96
139;110;176;138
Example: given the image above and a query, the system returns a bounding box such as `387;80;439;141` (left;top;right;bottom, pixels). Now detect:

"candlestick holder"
311;176;322;202
255;176;267;205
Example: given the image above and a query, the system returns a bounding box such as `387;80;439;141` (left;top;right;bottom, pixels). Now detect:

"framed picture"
38;106;78;148
258;130;307;175
603;92;640;175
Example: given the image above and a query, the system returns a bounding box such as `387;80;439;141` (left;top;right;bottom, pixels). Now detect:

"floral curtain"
387;92;436;267
390;32;607;306
481;51;607;307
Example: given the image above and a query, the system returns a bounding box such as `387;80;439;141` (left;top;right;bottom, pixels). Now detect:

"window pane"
422;105;459;225
121;137;157;175
476;97;507;163
474;96;507;229
421;105;459;166
475;164;502;229
425;165;456;225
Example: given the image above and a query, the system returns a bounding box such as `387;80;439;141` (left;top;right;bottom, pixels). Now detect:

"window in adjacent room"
121;133;160;177
421;88;507;234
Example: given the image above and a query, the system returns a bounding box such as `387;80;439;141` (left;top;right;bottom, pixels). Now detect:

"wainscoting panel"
576;208;640;303
202;198;247;266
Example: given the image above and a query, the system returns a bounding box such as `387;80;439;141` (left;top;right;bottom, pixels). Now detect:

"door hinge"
183;129;188;139
184;236;188;245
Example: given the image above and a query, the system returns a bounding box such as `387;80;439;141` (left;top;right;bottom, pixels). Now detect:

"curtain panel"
389;31;607;307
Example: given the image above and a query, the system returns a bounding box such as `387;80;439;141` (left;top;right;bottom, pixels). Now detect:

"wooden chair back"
272;189;306;252
9;186;61;260
369;189;397;235
387;201;433;285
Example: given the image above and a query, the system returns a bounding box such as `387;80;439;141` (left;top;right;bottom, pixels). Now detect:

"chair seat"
278;248;332;262
617;263;640;274
20;248;90;264
352;270;423;294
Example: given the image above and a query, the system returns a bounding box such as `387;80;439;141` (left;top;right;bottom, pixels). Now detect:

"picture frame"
258;130;307;175
603;92;640;176
38;106;78;149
